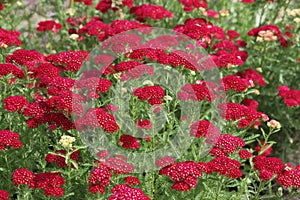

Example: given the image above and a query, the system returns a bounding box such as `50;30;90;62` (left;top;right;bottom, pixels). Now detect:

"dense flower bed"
0;0;299;199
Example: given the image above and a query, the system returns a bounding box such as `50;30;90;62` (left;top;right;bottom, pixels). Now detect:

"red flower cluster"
110;20;151;35
218;102;264;128
102;157;134;174
207;156;242;179
118;134;140;149
45;150;80;168
133;85;165;105
23;100;74;130
6;49;44;70
109;184;150;200
124;176;140;186
0;28;22;48
0;63;24;79
242;98;259;109
210;134;246;156
253;156;285;181
120;65;154;81
174;18;247;68
67;17;150;42
130;4;173;22
4;95;28;113
190;120;221;144
159;161;203;191
0;130;22;150
46;50;89;72
89;163;112;194
277;165;300;188
278;86;300;107
238;149;252;159
220;75;251;93
248;24;288;47
76;77;112;97
236;68;265;87
178;0;207;12
37;20;62;34
75;108;119;132
13;168;35;188
13;169;65;197
114;61;143;72
178;82;217;102
95;0;133;13
137;118;152;129
96;150;109;159
78;18;110;41
0;190;9;200
128;48;169;65
155;156;175;167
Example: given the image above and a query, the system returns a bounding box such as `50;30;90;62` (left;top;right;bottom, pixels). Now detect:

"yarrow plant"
0;0;299;199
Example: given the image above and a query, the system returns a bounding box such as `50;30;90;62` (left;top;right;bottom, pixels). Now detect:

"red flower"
240;0;254;3
218;102;264;128
110;20;151;35
75;108;119;132
278;86;300;107
130;4;173;22
124;176;140;185
159;161;202;190
37;20;62;34
210;134;245;156
109;184;150;200
190;120;221;143
0;190;9;200
33;172;65;197
114;61;142;72
0;130;23;150
118;134;140;149
220;75;249;92
227;30;240;40
95;0;133;13
13;168;35;188
207;156;242;179
45;150;80;168
4;96;28;113
134;86;165;100
236;68;265;87
96;150;109;159
242;99;259;109
178;0;207;12
6;49;44;70
206;10;219;19
0;28;22;47
253;156;285;175
137;119;152;129
102;157;134;174
78;19;110;41
0;63;24;79
171;181;191;191
89;164;112;194
259;169;273;181
155;156;175;167
277;168;300;188
239;150;252;159
178;82;217;102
